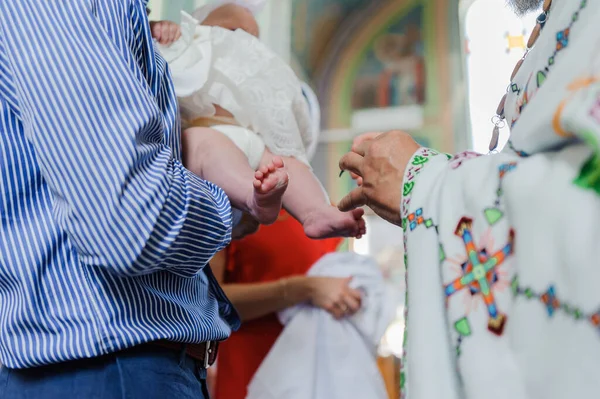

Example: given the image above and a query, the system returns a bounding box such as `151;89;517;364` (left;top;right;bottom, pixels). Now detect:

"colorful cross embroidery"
444;217;515;336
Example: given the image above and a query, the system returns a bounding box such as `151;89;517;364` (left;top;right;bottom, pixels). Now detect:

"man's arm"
0;0;231;277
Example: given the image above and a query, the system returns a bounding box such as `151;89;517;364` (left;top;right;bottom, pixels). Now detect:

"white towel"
246;252;396;399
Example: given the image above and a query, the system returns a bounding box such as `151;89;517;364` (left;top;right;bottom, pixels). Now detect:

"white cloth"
246;252;396;399
300;82;321;161
400;0;600;398
212;124;265;169
157;12;314;165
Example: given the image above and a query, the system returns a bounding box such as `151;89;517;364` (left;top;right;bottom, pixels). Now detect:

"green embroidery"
403;181;415;197
454;318;472;357
536;70;547;87
573;130;600;194
400;371;406;389
411;155;429;165
511;275;519;296
454;317;472;337
574;154;600;195
484;208;504;225
483;163;517;226
439;244;446;263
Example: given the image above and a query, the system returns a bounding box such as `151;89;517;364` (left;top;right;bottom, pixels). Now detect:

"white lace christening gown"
157;12;314;169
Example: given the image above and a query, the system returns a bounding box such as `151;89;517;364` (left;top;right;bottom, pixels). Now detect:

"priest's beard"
508;0;543;15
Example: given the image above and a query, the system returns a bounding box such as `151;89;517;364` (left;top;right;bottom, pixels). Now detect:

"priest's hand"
338;130;420;226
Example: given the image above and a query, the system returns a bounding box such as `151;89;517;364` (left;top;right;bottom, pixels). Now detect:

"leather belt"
150;340;219;368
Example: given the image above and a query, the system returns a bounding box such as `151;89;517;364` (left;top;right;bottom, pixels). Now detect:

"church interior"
147;1;540;397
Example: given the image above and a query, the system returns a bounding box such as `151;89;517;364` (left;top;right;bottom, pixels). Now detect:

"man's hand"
150;20;182;45
338;130;420;226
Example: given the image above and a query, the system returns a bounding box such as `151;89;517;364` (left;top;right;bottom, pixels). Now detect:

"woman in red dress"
211;210;362;399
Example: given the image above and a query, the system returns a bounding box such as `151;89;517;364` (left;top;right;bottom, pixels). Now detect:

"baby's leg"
258;150;366;239
182;127;288;225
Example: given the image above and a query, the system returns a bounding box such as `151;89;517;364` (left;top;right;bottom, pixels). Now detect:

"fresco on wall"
291;0;372;78
351;6;425;110
290;0;468;216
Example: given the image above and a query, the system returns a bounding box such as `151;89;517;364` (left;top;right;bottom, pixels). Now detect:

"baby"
155;5;366;239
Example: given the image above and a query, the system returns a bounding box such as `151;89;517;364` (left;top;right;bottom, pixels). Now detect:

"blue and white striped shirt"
0;0;239;369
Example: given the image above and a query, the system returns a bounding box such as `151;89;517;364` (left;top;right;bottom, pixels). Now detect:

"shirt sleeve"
0;0;232;277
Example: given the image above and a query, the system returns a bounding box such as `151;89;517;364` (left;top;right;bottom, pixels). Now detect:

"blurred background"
149;1;538;397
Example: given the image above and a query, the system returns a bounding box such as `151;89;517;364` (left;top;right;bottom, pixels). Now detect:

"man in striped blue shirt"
0;1;240;397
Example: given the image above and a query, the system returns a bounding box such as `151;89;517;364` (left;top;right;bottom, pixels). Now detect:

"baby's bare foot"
249;157;289;225
303;206;366;239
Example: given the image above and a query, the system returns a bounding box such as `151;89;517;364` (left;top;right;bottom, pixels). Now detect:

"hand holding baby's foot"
249;157;289;225
303;207;366;239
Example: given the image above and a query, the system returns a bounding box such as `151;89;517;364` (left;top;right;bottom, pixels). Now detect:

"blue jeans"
0;345;210;399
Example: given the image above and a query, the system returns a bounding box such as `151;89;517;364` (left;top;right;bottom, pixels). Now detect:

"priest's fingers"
338;187;367;212
352;132;382;154
338;152;364;177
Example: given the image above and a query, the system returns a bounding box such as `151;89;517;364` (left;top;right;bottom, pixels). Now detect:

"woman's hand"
307;277;362;319
150;20;182;45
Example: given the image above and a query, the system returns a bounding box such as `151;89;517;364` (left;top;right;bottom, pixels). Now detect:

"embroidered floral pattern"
512;276;600;330
401;148;441;220
444;217;515;336
510;0;587;127
449;151;483;170
400;148;446;398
